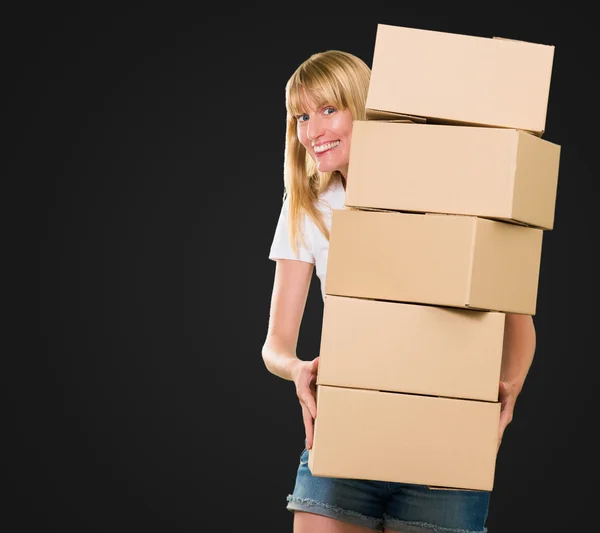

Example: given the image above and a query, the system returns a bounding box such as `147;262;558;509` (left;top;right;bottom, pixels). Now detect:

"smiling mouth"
314;140;340;154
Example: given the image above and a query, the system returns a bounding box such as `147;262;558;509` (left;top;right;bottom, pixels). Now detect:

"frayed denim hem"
286;495;383;531
383;514;488;533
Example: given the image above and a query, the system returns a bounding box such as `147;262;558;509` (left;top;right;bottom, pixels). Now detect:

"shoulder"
315;178;346;213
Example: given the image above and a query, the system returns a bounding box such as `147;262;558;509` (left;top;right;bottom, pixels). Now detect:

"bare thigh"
293;510;378;533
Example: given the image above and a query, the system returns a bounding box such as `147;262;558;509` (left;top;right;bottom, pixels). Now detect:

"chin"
316;162;342;174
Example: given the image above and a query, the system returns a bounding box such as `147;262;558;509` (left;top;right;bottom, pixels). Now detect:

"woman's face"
296;97;354;178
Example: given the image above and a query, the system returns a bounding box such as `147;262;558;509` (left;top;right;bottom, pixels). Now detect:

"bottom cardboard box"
308;385;500;491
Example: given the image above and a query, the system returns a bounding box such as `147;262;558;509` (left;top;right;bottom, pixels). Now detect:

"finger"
499;409;510;430
301;404;314;449
299;386;317;418
498;420;506;441
498;410;513;441
305;394;317;419
498;424;506;444
498;381;507;400
306;389;318;418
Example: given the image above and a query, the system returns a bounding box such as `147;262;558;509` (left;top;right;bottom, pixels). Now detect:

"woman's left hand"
498;380;520;451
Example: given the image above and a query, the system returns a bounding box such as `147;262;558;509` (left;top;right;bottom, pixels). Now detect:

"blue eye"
323;106;336;115
297;113;309;122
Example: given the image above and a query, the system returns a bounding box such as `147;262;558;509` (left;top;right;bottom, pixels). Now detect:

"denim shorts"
286;447;491;532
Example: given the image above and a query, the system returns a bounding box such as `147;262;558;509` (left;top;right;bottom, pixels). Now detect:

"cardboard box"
325;209;543;314
318;295;504;402
308;385;500;491
346;121;561;230
366;24;555;136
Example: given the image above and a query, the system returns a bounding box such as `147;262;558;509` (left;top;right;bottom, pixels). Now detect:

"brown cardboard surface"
346;121;561;230
317;295;505;402
325;209;543;314
308;385;500;491
366;24;555;135
365;109;427;123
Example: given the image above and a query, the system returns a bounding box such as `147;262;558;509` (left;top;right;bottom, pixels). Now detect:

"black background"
14;4;598;532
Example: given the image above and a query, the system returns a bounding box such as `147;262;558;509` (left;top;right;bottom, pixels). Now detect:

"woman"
261;49;536;533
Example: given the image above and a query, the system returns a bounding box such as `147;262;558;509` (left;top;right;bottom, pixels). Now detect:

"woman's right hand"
292;356;319;450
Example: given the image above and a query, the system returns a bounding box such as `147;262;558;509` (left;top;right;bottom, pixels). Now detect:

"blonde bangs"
286;63;348;118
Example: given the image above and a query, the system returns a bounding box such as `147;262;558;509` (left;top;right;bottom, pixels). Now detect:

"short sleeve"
268;199;315;264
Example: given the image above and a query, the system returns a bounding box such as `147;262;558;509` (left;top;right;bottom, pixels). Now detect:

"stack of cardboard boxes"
308;24;561;491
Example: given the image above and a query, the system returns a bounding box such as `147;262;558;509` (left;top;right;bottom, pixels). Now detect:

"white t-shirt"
269;179;346;302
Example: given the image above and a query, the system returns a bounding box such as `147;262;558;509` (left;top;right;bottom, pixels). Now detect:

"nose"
307;114;325;141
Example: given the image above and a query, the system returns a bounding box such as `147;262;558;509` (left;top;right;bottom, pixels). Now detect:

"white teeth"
314;141;340;153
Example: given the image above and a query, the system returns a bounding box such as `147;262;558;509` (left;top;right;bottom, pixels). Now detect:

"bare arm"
261;259;314;382
262;259;321;448
498;313;537;445
501;313;536;393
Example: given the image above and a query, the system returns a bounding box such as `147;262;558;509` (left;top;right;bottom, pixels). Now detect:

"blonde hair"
283;50;371;255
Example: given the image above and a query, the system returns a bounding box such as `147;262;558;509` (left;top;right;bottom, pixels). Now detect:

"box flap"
366;108;427;123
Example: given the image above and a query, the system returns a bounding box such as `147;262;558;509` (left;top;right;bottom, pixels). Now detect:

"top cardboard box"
366;24;555;136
